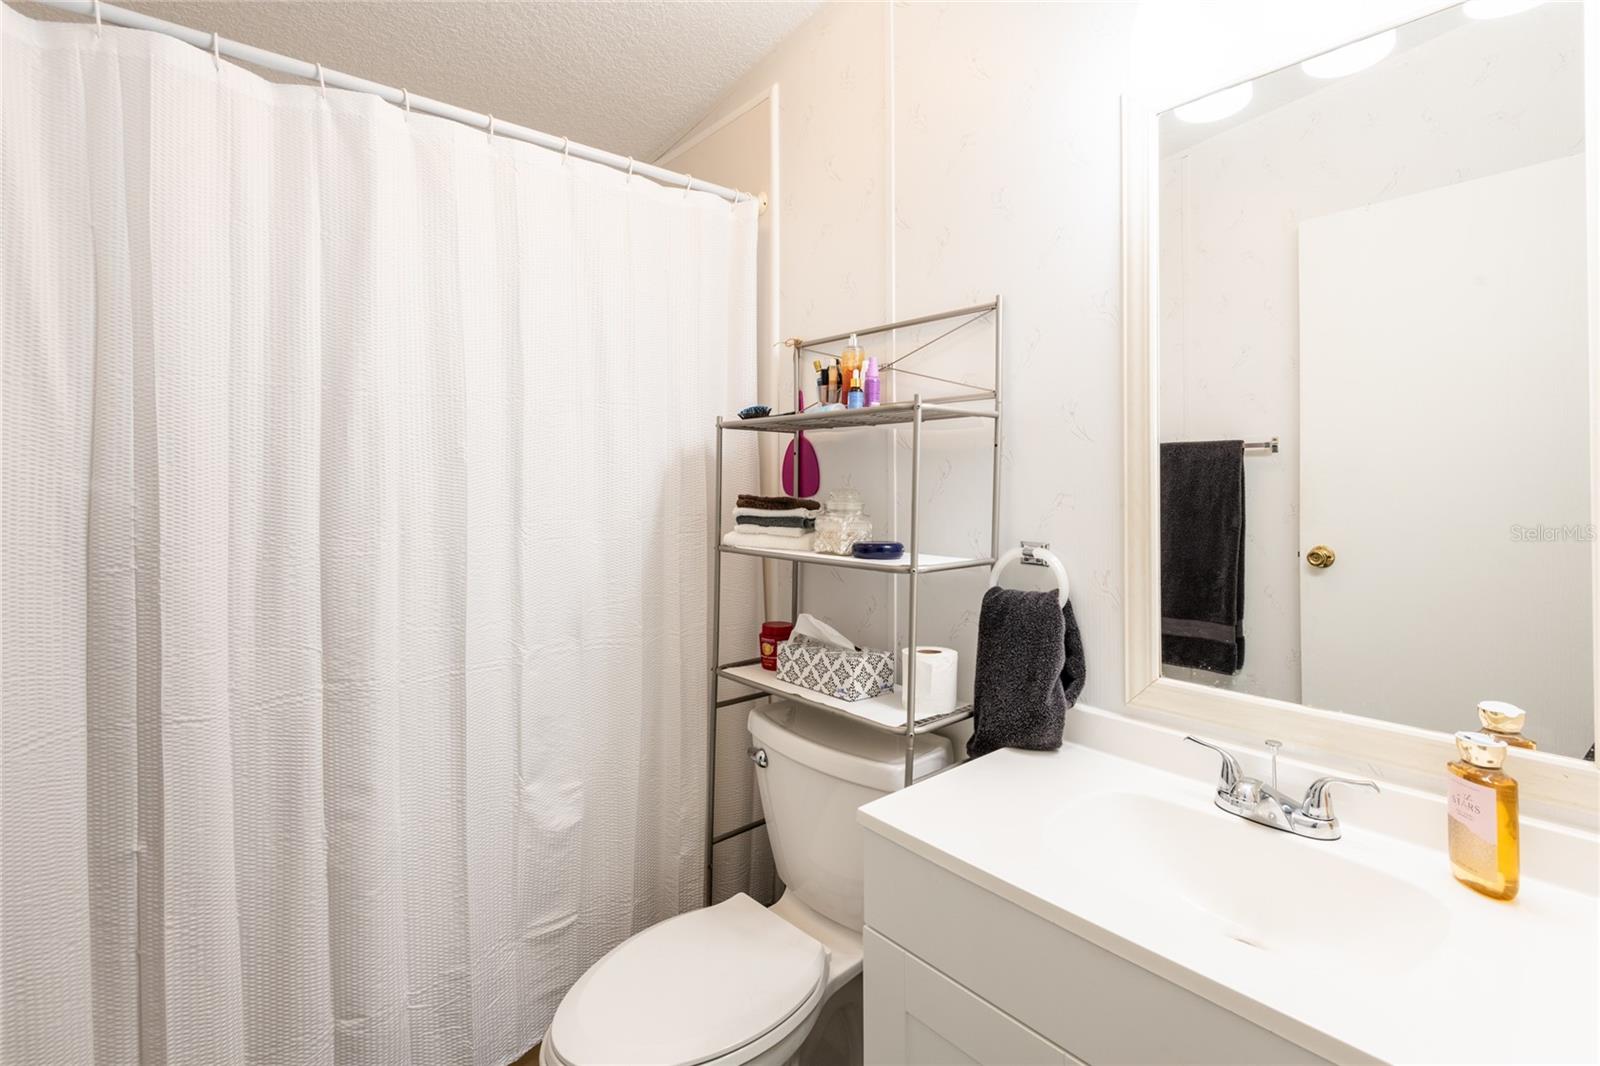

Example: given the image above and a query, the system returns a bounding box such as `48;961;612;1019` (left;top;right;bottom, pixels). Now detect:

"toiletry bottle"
1478;700;1536;750
846;368;864;409
828;363;840;405
864;357;880;407
1447;731;1519;901
841;334;862;396
813;360;827;407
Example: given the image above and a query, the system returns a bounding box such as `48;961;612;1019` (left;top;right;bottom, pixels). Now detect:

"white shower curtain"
0;8;761;1064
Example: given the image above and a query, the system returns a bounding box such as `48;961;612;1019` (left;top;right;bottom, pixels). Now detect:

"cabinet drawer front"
866;928;1076;1066
865;834;1330;1065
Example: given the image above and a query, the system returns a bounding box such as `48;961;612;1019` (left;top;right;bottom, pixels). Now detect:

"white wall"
661;1;900;679
673;0;1503;727
885;2;1135;711
1158;3;1587;702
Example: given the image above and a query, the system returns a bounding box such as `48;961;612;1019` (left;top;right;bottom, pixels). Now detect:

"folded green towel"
735;493;820;511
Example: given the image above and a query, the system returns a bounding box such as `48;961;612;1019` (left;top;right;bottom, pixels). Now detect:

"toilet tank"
747;702;952;930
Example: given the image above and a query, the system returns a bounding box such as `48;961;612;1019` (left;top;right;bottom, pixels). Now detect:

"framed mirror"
1123;0;1600;813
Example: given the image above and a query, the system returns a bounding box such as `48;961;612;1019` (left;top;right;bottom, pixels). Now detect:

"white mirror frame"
1120;3;1600;821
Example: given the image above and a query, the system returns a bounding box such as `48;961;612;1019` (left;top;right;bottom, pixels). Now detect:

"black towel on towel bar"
1160;440;1246;675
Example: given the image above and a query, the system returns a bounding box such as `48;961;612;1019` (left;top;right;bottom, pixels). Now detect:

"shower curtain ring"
626;158;635;182
561;137;570;165
210;32;222;71
401;87;411;119
683;175;695;200
92;0;102;37
487;114;496;144
315;62;327;99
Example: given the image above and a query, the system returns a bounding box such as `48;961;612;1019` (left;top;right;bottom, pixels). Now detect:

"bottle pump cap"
1478;700;1526;734
1455;731;1508;770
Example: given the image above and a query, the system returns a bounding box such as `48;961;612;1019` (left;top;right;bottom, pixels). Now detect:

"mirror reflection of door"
1299;155;1591;754
1156;0;1595;760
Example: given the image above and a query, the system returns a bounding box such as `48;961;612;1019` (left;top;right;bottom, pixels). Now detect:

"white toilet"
542;700;953;1066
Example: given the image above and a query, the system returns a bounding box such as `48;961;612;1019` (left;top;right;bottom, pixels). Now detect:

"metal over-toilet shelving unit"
703;297;1003;905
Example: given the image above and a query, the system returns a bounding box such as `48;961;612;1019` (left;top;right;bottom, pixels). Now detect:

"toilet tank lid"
748;702;953;792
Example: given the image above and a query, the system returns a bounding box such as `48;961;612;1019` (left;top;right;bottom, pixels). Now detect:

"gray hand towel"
734;513;816;530
967;588;1086;758
1160;440;1245;675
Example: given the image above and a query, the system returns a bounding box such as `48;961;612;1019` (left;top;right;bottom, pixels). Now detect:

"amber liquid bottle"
1447;731;1519;901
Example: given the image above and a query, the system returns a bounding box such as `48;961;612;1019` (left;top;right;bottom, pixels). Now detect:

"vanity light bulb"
1299;30;1397;79
1462;0;1546;18
1173;82;1254;125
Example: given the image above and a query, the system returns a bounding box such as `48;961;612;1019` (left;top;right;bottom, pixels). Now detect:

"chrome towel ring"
988;541;1068;606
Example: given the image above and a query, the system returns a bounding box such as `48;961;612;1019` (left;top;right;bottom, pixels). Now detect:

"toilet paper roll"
899;646;959;717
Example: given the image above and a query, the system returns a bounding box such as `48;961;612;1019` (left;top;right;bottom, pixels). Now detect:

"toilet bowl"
542;701;952;1066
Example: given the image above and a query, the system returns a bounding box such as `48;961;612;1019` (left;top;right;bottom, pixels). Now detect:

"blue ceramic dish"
852;541;905;560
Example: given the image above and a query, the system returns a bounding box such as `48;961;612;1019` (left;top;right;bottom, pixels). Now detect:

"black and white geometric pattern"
776;635;896;702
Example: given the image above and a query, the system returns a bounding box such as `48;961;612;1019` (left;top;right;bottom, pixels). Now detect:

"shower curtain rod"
31;0;752;205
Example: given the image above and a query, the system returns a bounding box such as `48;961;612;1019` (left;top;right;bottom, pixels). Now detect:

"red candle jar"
759;621;794;671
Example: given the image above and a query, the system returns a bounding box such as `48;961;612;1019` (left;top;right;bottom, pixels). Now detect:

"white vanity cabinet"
862;832;1325;1066
857;737;1600;1065
864;929;1080;1065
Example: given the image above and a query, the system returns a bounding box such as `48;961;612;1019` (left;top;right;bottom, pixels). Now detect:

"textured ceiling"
13;0;820;160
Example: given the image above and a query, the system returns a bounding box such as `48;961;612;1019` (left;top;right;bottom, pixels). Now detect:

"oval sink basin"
1052;792;1450;970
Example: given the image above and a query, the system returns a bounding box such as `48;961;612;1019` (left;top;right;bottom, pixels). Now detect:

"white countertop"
858;741;1600;1065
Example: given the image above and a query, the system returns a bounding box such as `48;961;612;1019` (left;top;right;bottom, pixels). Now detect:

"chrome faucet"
1185;736;1379;841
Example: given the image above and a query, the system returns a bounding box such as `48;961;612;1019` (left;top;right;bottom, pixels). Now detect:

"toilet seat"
544;893;827;1066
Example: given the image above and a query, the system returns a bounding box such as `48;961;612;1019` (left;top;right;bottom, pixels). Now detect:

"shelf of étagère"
718;662;973;736
719;542;993;574
720;398;996;433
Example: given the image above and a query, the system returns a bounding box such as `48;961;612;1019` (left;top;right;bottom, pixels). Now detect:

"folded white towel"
722;529;817;553
733;506;816;520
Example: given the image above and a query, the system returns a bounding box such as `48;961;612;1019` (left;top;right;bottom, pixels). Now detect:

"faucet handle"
1299;776;1380;821
1184;736;1241;792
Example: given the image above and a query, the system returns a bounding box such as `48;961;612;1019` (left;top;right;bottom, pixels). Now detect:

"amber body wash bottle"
1478;699;1536;750
1447;731;1519;901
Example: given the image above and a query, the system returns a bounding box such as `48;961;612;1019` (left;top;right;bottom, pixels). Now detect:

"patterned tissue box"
775;634;896;702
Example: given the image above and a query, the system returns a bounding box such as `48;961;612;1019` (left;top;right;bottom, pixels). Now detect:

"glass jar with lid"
814;489;873;555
